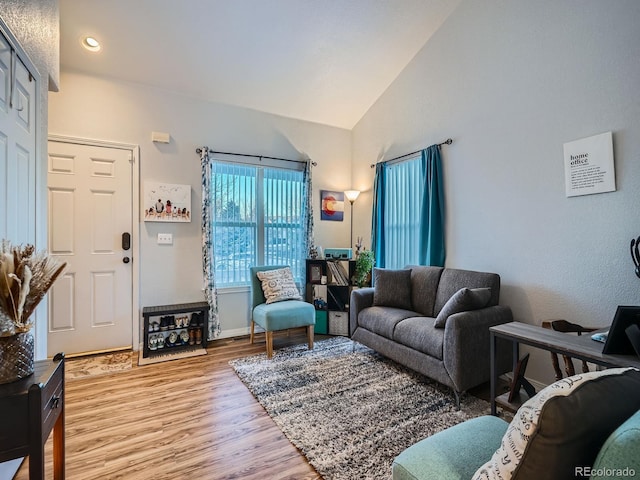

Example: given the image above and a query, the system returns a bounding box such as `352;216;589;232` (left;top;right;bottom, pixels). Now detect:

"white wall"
352;0;640;385
49;71;351;342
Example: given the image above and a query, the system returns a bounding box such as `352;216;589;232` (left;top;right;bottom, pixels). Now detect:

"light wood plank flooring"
14;331;322;480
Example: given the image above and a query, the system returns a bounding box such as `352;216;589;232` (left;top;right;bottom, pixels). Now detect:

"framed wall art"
320;190;344;221
563;131;615;198
144;182;192;222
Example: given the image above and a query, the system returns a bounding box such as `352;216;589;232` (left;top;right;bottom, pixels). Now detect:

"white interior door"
47;140;133;356
0;30;37;244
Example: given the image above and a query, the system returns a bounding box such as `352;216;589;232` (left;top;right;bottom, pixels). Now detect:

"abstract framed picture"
320;190;344;221
143;182;192;222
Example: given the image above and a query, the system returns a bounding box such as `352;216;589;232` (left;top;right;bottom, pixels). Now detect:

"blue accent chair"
249;265;315;358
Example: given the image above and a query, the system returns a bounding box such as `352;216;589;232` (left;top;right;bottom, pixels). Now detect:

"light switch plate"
157;233;173;245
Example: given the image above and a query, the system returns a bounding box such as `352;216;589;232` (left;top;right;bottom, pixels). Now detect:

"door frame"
47;134;141;351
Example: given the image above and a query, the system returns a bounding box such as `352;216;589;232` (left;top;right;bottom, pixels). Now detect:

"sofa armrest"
443;305;513;393
349;288;374;336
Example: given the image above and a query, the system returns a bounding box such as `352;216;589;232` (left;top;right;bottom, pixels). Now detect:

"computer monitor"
602;305;640;355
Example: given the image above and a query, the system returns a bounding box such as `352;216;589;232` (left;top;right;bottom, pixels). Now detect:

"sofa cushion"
358;306;417;339
407;266;443;316
373;268;413;310
434;287;492;328
590;409;640;480
472;367;640;480
434;269;500;317
393;316;444;359
256;267;302;304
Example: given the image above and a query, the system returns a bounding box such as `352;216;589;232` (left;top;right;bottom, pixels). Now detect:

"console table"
490;322;640;415
0;353;65;479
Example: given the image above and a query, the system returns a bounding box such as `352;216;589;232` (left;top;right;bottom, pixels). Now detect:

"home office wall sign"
563;131;615;198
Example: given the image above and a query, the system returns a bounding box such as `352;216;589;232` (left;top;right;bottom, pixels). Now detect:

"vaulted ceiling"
60;0;459;129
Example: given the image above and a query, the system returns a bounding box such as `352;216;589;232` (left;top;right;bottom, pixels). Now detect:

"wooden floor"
15;331;322;480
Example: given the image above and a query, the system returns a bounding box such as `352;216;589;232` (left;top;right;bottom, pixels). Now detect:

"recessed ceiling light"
81;36;101;52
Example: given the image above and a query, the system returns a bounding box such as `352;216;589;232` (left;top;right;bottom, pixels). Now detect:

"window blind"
210;161;305;286
383;156;424;269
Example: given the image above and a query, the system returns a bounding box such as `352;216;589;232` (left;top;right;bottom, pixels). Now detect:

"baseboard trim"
218;327;253;339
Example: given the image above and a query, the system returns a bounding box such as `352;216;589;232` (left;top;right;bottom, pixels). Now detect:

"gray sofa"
349;266;513;403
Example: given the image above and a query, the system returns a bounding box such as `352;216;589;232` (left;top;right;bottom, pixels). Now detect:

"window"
383;156;424;269
210;161;306;287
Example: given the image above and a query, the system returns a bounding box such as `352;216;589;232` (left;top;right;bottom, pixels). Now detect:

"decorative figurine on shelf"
631;235;640;279
355;236;363;258
309;243;318;260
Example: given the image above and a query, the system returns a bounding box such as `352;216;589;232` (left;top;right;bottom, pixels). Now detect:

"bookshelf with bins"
306;259;355;336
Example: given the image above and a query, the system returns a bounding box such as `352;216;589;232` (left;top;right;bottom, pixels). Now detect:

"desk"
490;322;640;415
0;353;65;479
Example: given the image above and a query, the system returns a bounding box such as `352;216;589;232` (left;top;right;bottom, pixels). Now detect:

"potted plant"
353;249;375;287
0;240;66;384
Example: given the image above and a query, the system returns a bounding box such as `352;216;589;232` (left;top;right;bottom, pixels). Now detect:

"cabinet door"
0;30;37;244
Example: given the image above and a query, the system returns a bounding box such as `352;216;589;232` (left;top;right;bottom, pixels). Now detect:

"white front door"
47;140;133;356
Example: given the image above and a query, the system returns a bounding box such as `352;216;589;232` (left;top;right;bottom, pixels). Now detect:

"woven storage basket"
0;332;34;384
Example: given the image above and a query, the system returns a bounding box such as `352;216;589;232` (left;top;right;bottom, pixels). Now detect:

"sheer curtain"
371;144;445;269
200;147;221;340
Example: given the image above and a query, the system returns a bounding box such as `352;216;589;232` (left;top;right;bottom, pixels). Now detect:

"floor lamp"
344;190;361;249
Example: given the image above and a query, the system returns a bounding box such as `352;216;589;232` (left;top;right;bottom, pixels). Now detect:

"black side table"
0;353;65;479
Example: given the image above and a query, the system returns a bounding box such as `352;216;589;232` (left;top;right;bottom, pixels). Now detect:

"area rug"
65;350;133;379
229;337;490;480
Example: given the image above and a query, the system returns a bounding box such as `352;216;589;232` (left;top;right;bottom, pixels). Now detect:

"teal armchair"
249;265;315;358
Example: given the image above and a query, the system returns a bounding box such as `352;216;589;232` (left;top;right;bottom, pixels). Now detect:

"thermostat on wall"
151;131;171;143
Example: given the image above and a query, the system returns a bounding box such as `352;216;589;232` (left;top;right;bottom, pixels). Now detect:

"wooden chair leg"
563;355;576;377
550;352;563;380
581;360;590;373
249;321;255;344
307;325;314;350
266;331;273;359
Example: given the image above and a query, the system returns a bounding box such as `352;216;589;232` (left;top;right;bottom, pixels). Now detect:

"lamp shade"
344;190;361;203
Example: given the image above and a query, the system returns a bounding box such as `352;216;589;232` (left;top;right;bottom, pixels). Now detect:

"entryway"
47;137;138;356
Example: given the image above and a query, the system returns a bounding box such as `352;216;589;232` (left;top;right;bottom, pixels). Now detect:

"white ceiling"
59;0;459;130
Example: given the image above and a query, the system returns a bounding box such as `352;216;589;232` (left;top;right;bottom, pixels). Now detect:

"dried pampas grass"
0;240;66;337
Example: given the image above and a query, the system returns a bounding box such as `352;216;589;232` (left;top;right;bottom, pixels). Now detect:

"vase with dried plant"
0;240;66;384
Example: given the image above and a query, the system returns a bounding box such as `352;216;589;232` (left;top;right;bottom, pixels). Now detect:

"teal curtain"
371;162;386;267
419;146;445;266
199;147;220;339
371;144;445;269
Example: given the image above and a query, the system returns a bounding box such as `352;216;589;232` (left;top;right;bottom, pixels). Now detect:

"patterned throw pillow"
433;287;492;328
473;367;640;480
256;267;302;304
